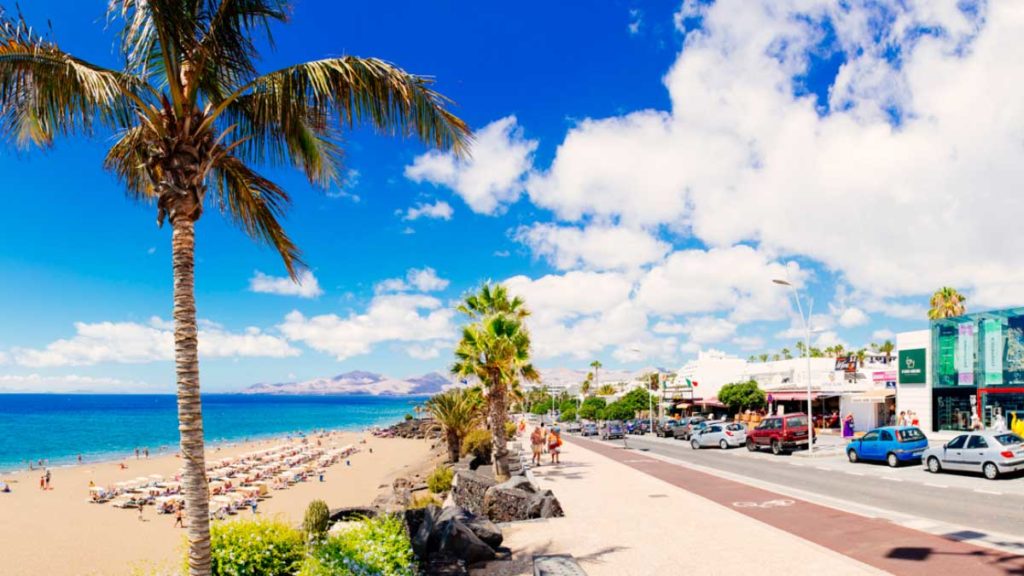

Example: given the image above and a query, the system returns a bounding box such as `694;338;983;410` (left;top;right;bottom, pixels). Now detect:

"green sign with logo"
899;349;926;384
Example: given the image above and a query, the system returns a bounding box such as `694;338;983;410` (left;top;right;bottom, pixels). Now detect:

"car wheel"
847;449;859;464
886;453;899;468
746;439;757;452
983;462;1000;480
927;456;942;473
771;440;782;455
691;440;700;450
719;439;729;450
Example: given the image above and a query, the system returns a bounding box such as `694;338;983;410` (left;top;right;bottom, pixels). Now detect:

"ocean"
0;394;423;472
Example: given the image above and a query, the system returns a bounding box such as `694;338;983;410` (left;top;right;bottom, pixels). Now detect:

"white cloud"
249;270;323;298
871;329;896;341
406;343;444;360
405;116;538;215
327;169;360;201
628;9;643;35
636;245;804;322
679;316;738;344
403;200;454;221
515;223;671;271
279;294;454;361
12;317;298;367
838;307;869;328
0;374;159;393
519;1;1024;307
732;336;766;351
376;268;450;293
0;351;6;364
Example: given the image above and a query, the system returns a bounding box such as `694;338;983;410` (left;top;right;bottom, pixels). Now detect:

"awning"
699;397;726;408
851;389;895;403
768;391;839;402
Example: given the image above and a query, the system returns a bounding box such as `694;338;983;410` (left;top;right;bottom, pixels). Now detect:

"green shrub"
299;515;416;576
505;420;517;440
426;465;454;494
404;413;414;421
303;499;331;541
559;406;577;422
461;428;492;460
209;517;304;576
408;492;443;509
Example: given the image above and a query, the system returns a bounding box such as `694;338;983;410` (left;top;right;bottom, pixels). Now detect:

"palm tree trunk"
446;429;460;463
173;216;211;576
490;383;510;481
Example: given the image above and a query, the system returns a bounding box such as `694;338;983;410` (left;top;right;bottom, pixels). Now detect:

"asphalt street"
612;434;1024;540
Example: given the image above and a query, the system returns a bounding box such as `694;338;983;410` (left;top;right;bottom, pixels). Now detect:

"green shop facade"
905;307;1024;431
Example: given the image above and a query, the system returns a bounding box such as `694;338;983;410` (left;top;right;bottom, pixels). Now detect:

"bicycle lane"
566;435;1024;576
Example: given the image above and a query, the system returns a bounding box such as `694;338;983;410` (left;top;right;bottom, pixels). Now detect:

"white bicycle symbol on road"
732;499;795;509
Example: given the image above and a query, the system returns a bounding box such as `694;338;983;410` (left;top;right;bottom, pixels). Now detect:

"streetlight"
773;278;815;456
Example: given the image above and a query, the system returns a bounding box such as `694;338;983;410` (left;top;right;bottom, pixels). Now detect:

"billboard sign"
898;349;926;384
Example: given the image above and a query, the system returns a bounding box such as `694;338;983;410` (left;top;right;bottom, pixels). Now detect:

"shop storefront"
931;307;1024;430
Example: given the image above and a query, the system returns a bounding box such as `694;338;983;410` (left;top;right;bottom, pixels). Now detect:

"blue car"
847;426;929;468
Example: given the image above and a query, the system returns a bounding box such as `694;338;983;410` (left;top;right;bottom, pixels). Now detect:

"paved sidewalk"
574;436;1024;575
473;435;884;576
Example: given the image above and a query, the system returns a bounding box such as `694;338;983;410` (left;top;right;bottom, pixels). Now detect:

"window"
993;434;1023;446
786;416;808;428
967;436;989;449
897;428;926;442
880;431;894;442
947;435;967;449
727;424;744;431
710;425;722;432
861;432;879;442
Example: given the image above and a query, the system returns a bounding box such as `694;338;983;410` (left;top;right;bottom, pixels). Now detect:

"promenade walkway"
474;434;885;576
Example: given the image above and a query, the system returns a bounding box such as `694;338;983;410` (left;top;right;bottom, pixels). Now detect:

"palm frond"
0;11;141;146
211;56;471;159
209;153;302;276
104;125;155;199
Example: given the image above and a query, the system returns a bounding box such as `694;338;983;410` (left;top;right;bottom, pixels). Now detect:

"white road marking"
974;489;1002;495
789;462;804;467
924;483;948;489
845;471;865;476
815;466;831;471
882;477;903;482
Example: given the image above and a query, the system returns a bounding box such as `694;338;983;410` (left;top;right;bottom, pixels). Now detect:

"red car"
746;413;814;455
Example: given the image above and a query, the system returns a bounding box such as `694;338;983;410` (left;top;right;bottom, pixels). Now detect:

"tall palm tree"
758;353;769;363
426;388;483;463
795;341;806;357
855;348;867;366
580;373;592;397
781;347;792;360
452;310;538;480
928;287;967;319
590;360;602;393
458;283;529;319
0;6;469;574
879;340;895;362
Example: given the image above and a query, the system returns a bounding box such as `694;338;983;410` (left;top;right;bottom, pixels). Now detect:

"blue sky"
0;0;1016;392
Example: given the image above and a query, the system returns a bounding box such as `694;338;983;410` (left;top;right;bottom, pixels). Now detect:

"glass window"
993;433;1023;446
861;432;879;442
880;431;894;441
786;416;808;427
947;435;967;449
897;428;926;442
967;436;989;449
710;425;722;432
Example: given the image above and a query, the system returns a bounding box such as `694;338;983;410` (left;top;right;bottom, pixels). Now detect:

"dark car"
600;420;625;440
673;416;707;440
656;420;681;437
747;413;814;454
581;422;599;437
626;420;650;435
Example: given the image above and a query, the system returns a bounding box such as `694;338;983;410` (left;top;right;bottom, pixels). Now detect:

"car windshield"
897;428;925;442
993;433;1023;446
726;424;744;431
786;416;807;427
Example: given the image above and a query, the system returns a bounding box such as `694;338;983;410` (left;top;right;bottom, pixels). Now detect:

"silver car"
922;432;1024;480
690;423;747;449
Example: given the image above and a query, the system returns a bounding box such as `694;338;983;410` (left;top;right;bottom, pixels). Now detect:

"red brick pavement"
567;435;1024;575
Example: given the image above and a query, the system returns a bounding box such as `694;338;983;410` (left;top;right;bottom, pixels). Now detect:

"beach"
0;431;433;576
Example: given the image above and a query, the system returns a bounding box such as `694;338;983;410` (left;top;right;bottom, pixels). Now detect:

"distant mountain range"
241;366;674;396
241;370;455;396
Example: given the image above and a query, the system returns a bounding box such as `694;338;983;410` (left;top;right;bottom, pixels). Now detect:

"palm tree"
590;360;602;392
427;388;483;463
928;287;967;319
781;348;792;360
879;340;895;362
459;283;529;319
580;373;592;397
758;353;769;363
0;6;469;573
772;353;780;361
795;341;806;357
855;348;867;366
452;285;538;480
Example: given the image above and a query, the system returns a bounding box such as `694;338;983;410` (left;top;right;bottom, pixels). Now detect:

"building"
897;307;1024;432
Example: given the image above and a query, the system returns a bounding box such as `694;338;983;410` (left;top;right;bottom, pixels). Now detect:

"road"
608;434;1024;540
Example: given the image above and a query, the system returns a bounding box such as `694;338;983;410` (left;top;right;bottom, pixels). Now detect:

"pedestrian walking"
134;447;140;459
530;425;545;467
174;506;184;528
137;503;144;521
44;469;51;490
547;428;562;464
251;501;258;515
897;411;907;426
144;448;149;458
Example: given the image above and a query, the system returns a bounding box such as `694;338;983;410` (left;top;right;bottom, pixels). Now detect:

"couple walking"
530;423;562;466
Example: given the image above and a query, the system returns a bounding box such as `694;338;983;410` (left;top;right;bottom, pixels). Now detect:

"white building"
673;350;748;401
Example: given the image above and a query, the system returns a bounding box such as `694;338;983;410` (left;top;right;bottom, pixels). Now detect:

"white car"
922;432;1024;480
691;423;747;449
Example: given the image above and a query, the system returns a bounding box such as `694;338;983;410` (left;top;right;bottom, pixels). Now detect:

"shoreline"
0;427;436;576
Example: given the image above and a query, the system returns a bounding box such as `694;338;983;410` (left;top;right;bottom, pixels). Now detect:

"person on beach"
44;469;51;490
144;448;149;458
39;474;44;490
77;454;82;464
251;501;258;515
530;425;545;467
174;506;184;528
547;428;562;464
135;447;140;459
137;503;144;521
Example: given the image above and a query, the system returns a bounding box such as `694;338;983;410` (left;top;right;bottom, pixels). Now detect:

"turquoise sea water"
0;394;422;472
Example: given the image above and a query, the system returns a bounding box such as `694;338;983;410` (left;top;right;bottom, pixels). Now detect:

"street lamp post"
773;278;814;456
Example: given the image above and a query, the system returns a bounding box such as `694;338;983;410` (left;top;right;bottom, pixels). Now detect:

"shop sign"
835;356;857;372
898;349;926;384
872;371;896;383
957;322;975;386
983;318;1004;385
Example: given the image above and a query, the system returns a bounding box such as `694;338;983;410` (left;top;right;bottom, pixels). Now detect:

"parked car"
565;421;582;434
846;426;928;467
922;432;1024;480
691;423;747;449
581;422;599;437
746;413;813;454
672;416;707;441
656;420;682;438
627;420;650;435
600;420;625;440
